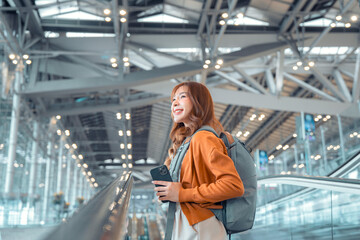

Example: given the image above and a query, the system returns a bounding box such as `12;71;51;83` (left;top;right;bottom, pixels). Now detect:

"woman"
153;82;244;240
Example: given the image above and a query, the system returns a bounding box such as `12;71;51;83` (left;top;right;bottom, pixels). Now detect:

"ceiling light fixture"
103;9;111;15
119;9;127;16
221;13;229;19
116;112;122;119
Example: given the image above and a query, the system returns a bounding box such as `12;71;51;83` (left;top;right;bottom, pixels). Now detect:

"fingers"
152;180;170;186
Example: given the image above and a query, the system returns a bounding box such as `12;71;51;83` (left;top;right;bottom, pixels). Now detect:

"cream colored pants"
171;203;228;240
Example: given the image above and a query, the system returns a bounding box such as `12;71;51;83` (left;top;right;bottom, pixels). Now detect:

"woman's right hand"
153;181;182;202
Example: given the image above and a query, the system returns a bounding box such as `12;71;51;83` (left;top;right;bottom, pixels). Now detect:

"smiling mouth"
173;109;183;114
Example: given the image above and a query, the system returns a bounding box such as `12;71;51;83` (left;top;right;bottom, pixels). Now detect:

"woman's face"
171;85;193;127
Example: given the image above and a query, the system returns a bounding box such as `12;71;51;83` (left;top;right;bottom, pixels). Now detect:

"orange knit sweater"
176;131;244;226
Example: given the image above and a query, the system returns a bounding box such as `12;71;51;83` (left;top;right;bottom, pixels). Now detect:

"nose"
172;98;179;106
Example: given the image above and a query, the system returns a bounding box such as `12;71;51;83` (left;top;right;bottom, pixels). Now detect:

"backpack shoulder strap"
195;125;219;137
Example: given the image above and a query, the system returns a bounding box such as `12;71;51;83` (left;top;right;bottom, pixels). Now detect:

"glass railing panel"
332;191;360;239
236;182;360;240
263;116;360;181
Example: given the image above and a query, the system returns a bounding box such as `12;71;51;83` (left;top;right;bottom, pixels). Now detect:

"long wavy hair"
164;82;224;167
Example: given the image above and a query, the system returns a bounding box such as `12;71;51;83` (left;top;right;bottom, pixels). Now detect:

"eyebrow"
173;92;188;98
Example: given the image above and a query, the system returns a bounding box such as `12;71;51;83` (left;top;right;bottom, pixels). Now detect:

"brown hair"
164;82;224;167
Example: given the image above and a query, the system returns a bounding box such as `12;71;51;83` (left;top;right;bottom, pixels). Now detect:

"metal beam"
0;12;21;53
214;70;260;94
22;41;288;97
127;42;187;63
232;66;268;94
304;0;356;58
22;62;203;97
265;69;276;95
212;0;238;57
276;50;284;95
64;54;116;78
353;51;360;102
333;69;352;102
43;95;168;117
279;0;307;34
196;0;213;37
7;0;43;37
132;81;360;117
38;59;102;79
311;66;347;102
283;72;338;102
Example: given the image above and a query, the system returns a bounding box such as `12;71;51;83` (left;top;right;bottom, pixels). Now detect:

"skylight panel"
338;47;349;54
157;48;198;53
227;16;270;26
309;47;321;55
138;13;189;23
66;32;115;38
54;11;104;20
39;6;78;18
284;48;293;55
44;31;60;38
300;18;345;27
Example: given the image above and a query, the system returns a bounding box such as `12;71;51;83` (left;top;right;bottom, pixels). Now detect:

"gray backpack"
202;126;257;235
169;126;257;237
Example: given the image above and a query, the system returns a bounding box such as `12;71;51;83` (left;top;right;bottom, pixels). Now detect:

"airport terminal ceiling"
0;0;360;188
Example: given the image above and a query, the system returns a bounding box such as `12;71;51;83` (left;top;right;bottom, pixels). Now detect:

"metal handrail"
258;174;360;195
41;171;133;240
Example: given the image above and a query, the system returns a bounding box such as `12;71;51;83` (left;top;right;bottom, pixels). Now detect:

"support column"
28;120;40;206
337;114;346;163
65;152;72;203
56;136;65;193
4;62;24;193
79;172;84;199
301;112;311;174
294;145;299;174
71;162;78;208
320;126;328;173
42;132;54;222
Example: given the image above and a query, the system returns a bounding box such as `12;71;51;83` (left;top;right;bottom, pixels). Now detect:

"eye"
180;94;186;99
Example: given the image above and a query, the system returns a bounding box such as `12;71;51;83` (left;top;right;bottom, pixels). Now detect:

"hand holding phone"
150;165;173;202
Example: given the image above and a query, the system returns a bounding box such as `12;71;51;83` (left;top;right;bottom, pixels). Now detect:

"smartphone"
150;165;173;203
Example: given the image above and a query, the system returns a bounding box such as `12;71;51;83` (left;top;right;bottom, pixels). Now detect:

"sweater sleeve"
178;132;244;203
